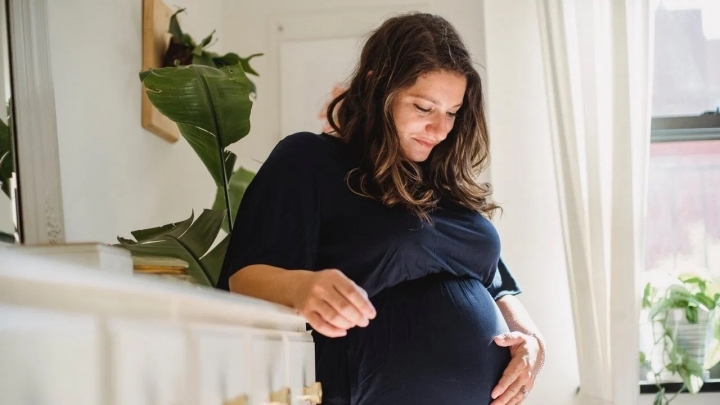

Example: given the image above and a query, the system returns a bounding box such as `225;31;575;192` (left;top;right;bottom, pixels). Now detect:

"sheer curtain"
536;0;657;403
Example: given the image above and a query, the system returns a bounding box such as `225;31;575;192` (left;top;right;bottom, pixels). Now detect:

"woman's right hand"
290;269;376;338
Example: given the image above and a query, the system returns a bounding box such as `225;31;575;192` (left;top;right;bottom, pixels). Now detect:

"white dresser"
0;248;320;405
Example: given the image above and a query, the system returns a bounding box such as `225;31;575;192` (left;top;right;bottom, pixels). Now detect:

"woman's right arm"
229;265;376;337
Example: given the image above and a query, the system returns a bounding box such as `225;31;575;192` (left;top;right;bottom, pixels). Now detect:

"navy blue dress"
217;132;522;405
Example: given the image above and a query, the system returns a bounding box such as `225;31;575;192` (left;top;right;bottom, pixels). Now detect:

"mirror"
0;0;17;244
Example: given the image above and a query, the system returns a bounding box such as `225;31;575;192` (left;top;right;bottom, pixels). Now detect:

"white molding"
7;0;65;244
0;248;309;332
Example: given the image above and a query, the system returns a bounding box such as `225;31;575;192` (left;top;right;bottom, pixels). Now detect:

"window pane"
644;139;720;279
652;0;720;117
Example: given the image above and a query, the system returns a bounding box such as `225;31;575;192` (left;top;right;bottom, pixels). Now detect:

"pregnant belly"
314;273;512;405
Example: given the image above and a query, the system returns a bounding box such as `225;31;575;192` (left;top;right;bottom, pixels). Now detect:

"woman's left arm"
490;295;546;405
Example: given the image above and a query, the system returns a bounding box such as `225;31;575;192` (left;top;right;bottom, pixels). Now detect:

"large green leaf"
200;234;230;286
212;167;255;232
120;238;212;286
168;8;187;44
212;52;262;76
140;64;252;186
178;209;225;259
116;209;228;287
198;30;215;48
130;211;194;242
192;53;215;67
212;53;261;97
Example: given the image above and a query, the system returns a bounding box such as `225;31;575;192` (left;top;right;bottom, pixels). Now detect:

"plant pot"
641;308;713;383
132;256;198;286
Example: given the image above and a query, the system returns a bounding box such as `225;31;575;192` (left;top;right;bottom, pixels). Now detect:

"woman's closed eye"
414;104;431;114
414;104;458;118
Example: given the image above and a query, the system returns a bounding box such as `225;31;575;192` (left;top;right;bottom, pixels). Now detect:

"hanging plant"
162;8;262;97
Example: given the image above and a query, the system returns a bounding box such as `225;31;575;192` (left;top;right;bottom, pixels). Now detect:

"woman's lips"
414;138;436;148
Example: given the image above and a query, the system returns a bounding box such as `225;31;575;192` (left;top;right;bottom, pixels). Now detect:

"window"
640;0;720;389
645;0;720;281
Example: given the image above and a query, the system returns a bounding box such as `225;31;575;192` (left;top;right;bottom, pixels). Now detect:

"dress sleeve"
216;133;321;291
486;257;522;300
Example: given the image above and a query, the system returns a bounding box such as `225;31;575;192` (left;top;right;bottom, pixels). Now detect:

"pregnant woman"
217;12;545;405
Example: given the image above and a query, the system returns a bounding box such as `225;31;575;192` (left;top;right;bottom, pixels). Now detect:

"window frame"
651;115;720;143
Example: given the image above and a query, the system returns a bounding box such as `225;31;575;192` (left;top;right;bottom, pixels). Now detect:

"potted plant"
116;9;259;287
639;274;720;404
163;8;262;96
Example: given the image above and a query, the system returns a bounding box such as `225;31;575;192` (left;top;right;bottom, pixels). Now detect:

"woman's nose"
428;115;451;141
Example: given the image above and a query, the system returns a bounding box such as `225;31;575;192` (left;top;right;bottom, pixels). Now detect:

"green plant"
640;274;720;404
163;8;262;97
117;209;229;286
116;61;257;286
0;101;16;243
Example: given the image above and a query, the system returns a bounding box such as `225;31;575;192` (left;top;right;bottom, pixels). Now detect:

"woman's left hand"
489;331;541;405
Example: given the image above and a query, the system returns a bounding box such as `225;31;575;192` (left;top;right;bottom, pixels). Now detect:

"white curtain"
536;0;656;404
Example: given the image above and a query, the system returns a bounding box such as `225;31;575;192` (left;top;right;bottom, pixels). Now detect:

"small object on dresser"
302;382;322;404
269;387;291;404
223;394;248;405
132;256;196;285
13;243;134;275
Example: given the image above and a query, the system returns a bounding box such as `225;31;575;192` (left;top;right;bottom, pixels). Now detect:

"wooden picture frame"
141;0;179;143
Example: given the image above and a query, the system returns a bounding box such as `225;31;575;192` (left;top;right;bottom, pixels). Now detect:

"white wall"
47;0;224;243
482;1;579;404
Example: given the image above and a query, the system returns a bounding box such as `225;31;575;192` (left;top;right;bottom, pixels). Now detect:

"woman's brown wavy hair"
326;12;499;221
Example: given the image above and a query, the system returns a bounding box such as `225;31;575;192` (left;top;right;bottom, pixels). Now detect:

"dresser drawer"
107;319;188;405
251;332;318;405
189;324;253;405
0;304;102;405
189;324;316;405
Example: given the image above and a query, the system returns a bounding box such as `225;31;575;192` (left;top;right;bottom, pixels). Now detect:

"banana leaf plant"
118;210;229;286
0;101;16;243
116;62;256;286
163;8;262;97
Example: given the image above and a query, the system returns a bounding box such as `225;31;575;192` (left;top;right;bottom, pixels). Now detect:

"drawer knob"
270;387;291;404
302;382;322;404
223;394;248;405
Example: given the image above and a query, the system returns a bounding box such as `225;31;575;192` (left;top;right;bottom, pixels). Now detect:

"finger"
333;279;376;320
525;377;535;392
304;311;346;338
491;357;524;399
491;379;526;405
323;286;369;327
494;332;526;347
508;386;529;405
506;390;526;405
312;298;355;330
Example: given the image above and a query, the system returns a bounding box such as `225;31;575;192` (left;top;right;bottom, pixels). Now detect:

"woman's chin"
406;150;431;163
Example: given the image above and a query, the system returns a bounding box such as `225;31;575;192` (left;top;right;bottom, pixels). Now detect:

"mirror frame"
7;0;65;244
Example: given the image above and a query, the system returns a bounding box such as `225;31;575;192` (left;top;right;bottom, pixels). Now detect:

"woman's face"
391;70;467;162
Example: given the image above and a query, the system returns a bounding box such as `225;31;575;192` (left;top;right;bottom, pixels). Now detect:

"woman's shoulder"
260;132;348;178
268;132;347;166
272;132;341;157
